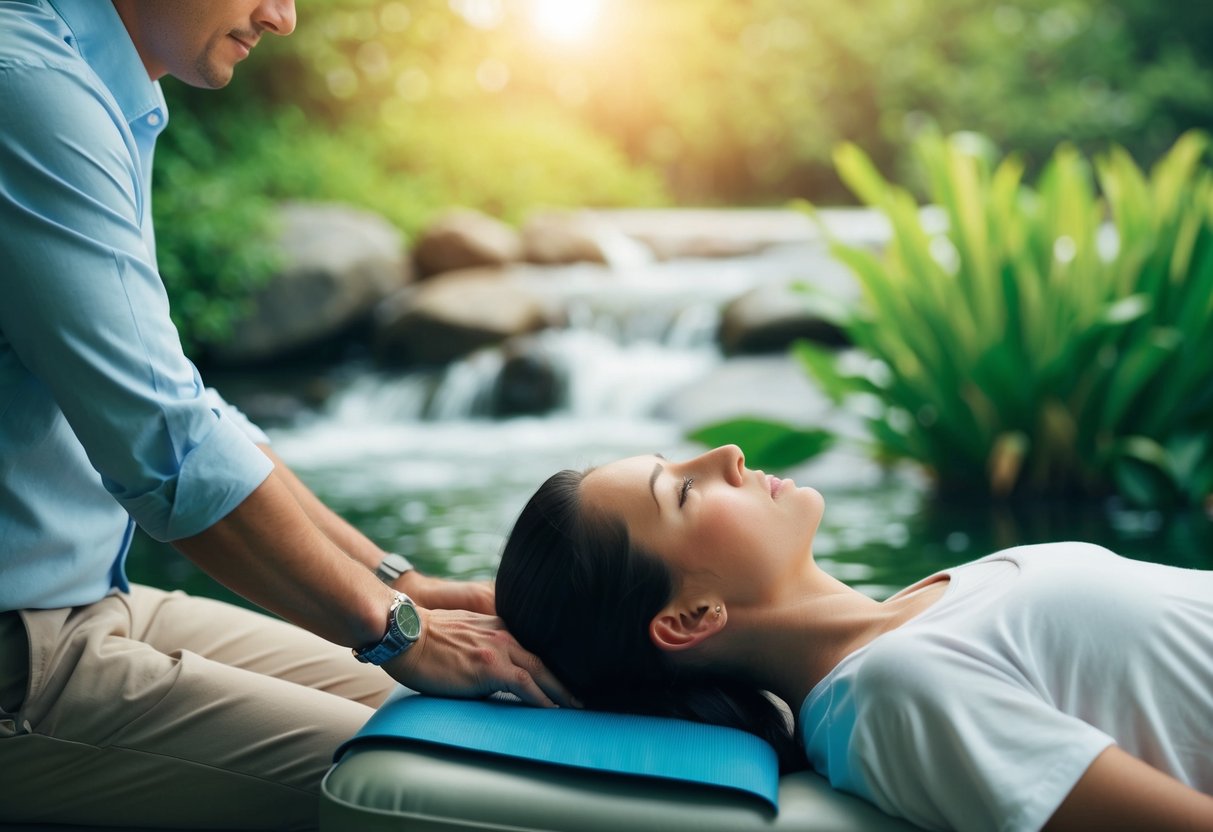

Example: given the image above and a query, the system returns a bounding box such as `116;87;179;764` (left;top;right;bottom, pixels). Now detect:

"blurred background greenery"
130;0;1213;596
154;0;1213;353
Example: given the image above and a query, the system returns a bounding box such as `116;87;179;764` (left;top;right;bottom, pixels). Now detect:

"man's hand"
384;607;577;709
398;571;496;615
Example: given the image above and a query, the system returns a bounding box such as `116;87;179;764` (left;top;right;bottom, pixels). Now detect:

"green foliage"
491;0;1213;204
151;0;1213;353
153;110;280;356
687;418;834;471
154;96;664;355
797;131;1213;506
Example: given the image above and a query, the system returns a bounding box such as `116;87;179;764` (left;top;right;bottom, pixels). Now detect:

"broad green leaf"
686;418;834;471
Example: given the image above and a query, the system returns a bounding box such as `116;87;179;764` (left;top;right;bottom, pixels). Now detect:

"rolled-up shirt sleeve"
0;61;272;542
204;388;272;447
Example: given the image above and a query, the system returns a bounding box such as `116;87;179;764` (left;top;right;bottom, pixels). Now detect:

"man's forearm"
256;445;498;617
259;444;386;573
173;464;393;648
174;453;571;708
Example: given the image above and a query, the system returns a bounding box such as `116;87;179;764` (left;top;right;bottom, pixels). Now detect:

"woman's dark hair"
497;468;799;769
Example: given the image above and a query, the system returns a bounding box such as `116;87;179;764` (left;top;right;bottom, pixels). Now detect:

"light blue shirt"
0;0;274;611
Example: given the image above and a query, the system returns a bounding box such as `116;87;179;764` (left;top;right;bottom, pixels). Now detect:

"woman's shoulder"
943;541;1128;597
974;540;1120;569
974;541;1211;599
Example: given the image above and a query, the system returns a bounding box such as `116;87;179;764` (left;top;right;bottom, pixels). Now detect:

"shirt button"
147;113;162;126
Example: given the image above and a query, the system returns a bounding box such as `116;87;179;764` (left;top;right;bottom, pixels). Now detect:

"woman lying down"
496;444;1213;832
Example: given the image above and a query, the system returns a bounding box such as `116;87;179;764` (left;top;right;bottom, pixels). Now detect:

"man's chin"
182;57;235;89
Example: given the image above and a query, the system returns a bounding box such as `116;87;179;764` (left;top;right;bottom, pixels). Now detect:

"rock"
583;207;899;260
375;267;558;367
212;202;410;364
586;208;819;260
412;209;523;278
490;337;567;417
654;354;877;489
719;283;847;355
719;262;860;355
521;211;613;265
654;355;836;429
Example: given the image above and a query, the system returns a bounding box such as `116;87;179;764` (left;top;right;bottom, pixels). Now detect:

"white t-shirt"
799;542;1213;832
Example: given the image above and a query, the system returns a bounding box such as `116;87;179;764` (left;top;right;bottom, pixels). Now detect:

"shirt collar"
47;0;165;125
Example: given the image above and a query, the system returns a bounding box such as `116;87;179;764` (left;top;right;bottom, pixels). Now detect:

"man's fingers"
386;608;579;708
504;665;558;709
509;644;578;708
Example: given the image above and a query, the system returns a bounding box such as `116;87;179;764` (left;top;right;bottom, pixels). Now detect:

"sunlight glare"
530;0;603;43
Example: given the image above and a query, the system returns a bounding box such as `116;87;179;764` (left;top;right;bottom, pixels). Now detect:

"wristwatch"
353;591;422;665
375;552;415;585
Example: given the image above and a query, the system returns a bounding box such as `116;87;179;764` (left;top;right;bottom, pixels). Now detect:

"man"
0;1;570;827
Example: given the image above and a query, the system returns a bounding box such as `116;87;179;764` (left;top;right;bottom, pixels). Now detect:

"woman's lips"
767;474;783;498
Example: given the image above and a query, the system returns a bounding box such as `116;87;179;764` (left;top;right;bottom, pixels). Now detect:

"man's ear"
649;599;725;653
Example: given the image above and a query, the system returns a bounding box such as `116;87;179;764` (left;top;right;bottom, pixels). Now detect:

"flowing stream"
127;214;1213;603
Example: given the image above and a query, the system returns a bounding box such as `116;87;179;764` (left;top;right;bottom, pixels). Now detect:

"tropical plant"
699;131;1213;506
789;130;1213;507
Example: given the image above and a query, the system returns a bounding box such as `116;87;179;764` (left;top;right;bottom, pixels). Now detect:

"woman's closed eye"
678;476;694;508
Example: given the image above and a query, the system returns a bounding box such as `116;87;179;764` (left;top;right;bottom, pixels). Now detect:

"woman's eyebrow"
649;462;663;511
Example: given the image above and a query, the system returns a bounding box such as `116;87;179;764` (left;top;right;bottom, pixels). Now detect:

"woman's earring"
714;605;722;619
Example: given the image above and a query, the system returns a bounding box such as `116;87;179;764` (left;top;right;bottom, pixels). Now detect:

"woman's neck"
710;565;950;709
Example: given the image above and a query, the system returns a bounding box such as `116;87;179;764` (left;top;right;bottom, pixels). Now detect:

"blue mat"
336;688;781;809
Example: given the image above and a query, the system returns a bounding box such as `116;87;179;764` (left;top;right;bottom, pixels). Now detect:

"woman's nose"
692;444;745;486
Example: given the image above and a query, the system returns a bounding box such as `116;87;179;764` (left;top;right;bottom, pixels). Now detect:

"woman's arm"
1045;746;1213;831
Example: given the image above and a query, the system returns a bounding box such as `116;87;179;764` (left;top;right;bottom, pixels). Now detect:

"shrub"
691;131;1213;505
789;130;1213;507
153;109;280;356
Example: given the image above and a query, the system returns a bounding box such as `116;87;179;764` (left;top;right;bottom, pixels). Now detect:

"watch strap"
353;591;420;665
376;552;415;584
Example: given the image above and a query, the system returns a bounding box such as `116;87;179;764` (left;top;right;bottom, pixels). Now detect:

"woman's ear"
649;599;726;653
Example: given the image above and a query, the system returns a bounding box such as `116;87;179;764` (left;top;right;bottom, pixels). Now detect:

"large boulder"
719;260;860;355
654;355;834;429
412;209;523;278
719;283;848;355
654;353;881;490
521;211;615;265
490;336;567;417
212;202;410;364
375;267;559;367
587;208;819;260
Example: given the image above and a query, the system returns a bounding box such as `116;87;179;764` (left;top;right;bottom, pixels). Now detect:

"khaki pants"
0;586;396;830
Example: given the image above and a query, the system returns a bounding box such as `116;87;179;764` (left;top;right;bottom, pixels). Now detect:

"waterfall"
261;211;938;586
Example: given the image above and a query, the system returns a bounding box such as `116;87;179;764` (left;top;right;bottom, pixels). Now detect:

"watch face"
393;599;422;640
